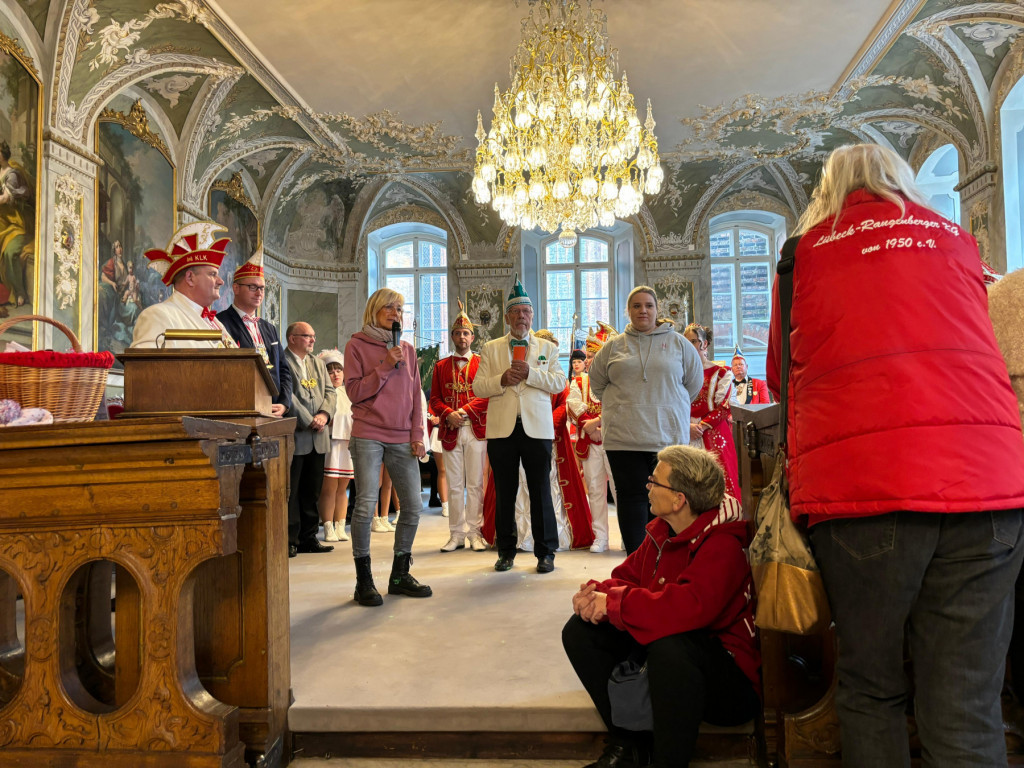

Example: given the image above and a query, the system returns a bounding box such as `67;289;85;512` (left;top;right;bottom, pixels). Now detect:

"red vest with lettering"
766;190;1024;525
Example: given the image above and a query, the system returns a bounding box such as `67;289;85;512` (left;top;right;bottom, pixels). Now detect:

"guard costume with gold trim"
429;302;489;546
567;321;617;551
130;222;235;349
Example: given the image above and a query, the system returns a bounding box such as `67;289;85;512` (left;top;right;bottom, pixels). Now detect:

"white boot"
335;522;349;541
441;502;449;518
324;520;339;542
383;515;396;531
371;516;389;533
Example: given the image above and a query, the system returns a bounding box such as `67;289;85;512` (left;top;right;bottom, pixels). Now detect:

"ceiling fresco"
5;0;1024;265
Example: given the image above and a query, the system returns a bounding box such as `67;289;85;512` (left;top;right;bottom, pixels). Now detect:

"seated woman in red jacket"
562;445;760;768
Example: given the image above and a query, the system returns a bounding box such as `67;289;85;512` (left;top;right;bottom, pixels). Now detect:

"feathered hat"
732;345;746;361
451;298;474;332
585;320;617;353
318;348;344;369
145;222;230;286
234;244;265;282
533;328;557;345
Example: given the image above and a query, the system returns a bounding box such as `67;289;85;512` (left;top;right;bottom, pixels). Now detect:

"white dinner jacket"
130;290;233;349
474;331;567;440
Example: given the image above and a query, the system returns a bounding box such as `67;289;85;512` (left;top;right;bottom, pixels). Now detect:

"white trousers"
443;424;486;537
581;442;615;545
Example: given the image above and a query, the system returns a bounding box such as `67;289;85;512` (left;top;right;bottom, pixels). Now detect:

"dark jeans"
605;450;657;553
562;616;759;768
810;510;1024;767
487;421;558;559
288;449;324;546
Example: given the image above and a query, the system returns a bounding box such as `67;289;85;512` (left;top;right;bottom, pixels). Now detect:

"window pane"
420;273;448;355
580;237;608;263
740;262;770;350
738;230;770;257
385;242;414;269
546;242;574;265
710;264;736;351
710;230;733;259
386;274;416;343
580;268;610;329
419;241;446;268
546;270;575;351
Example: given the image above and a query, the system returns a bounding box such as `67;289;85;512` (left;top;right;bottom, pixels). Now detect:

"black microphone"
391;321;401;368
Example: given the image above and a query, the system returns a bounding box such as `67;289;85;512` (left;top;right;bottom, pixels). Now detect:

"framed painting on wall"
0;31;42;348
209;171;259;313
95;101;175;364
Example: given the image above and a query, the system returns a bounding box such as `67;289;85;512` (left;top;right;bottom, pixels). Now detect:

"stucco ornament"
53;176;84;311
960;22;1021;57
142;74;201;107
83;2;214;72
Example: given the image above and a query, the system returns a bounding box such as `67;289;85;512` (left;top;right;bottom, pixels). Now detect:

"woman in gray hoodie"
589;286;704;552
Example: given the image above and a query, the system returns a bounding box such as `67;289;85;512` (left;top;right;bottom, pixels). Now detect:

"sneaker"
324;521;339;542
371;516;390;533
383;516;396;531
440;535;465;552
468;534;488;551
589;539;608;553
441;502;449;518
335;523;350;541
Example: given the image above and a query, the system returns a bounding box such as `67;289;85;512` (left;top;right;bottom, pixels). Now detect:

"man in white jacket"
474;276;566;574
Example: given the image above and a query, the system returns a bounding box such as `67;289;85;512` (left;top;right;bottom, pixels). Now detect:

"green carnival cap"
506;273;532;313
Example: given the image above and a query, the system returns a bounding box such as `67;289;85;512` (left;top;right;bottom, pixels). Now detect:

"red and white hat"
451;298;474;332
145;222;230;286
585;321;617;353
234;245;265;283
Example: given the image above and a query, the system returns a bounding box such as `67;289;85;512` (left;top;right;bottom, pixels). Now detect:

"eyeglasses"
238;283;266;293
293;334;316;340
647;475;682;493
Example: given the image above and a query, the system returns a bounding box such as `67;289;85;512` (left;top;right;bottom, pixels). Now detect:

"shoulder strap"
777;235;801;447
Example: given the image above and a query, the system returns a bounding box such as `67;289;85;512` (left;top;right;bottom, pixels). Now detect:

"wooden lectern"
118;347;279;418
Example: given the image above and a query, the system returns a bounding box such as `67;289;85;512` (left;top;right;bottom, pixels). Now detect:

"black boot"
388;552;433;597
353;555;383;606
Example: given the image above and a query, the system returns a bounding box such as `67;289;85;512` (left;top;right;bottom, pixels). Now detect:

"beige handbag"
748;237;831;635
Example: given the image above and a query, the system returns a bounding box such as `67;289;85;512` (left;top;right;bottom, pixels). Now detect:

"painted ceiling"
8;0;1024;258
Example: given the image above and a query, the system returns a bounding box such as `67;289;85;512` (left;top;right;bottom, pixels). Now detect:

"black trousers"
289;449;325;546
605;450;658;554
486;420;559;558
562;615;760;768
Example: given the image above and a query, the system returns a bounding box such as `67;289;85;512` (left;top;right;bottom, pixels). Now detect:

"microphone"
391;321;401;368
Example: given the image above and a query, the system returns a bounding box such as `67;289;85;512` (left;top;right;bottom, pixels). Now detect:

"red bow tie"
454;355;469;362
201;307;217;321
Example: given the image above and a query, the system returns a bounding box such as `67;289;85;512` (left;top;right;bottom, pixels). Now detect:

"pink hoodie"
344;331;424;444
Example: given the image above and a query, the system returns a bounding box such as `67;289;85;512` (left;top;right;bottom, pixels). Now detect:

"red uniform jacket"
591;499;760;695
429;354;487;451
766;190;1024;525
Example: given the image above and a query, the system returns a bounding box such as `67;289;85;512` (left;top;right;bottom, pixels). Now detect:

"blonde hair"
363;287;404;328
795;143;932;235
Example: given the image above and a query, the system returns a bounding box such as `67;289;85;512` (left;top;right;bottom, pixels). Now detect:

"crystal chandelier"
472;0;664;249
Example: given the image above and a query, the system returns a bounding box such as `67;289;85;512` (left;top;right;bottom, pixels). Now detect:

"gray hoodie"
589;322;704;453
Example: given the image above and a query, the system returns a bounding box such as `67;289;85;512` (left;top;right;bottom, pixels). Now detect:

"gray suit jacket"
285;349;337;455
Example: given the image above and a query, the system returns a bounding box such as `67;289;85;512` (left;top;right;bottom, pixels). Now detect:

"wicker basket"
0;314;112;423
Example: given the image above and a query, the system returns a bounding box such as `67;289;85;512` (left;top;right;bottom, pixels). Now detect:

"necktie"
201;307;217;321
453;356;468;362
243;314;264;346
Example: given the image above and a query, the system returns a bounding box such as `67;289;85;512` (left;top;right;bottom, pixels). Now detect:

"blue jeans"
810;510;1024;767
349;437;423;559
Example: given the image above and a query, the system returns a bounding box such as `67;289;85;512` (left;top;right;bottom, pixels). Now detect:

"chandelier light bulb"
472;0;662;236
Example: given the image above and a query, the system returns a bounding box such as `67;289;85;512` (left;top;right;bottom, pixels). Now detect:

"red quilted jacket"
591;501;760;695
766;190;1024;525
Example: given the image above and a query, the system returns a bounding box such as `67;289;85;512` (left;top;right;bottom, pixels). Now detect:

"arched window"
540;233;613;369
916;143;960;224
368;222;449;355
709;212;787;376
1001;76;1024;272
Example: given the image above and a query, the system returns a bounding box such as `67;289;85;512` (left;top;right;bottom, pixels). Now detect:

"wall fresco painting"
209;183;258;313
0;39;40;348
51;175;84;351
95;119;175;362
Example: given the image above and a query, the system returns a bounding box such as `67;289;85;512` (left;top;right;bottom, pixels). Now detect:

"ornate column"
957;162;1001;270
38;135;102;352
